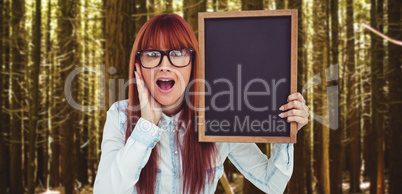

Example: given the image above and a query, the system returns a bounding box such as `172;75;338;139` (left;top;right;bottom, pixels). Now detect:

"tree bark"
361;34;371;179
288;0;306;192
3;0;11;189
39;5;52;183
219;0;228;11
219;172;234;194
77;0;89;187
369;0;379;192
27;0;41;192
49;57;60;187
242;0;263;11
49;58;61;188
303;21;313;194
10;0;26;192
148;0;155;20
166;0;173;12
105;0;135;111
387;0;402;193
183;0;207;38
0;0;10;192
91;47;98;185
58;0;79;192
329;0;343;192
346;0;361;192
135;0;146;37
374;0;385;192
276;0;285;9
46;0;62;188
312;0;330;192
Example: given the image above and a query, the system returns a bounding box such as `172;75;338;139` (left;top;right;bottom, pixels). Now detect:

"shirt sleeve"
227;143;294;193
93;103;162;194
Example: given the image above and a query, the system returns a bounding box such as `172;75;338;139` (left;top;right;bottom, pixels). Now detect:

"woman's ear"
133;61;140;78
134;60;141;71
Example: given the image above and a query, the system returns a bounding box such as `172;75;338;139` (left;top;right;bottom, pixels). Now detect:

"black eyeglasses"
135;48;194;69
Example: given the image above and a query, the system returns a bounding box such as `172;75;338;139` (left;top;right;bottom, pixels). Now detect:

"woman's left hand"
278;92;309;131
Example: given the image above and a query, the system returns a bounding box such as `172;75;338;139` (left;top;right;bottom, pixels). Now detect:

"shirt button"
174;150;178;155
172;129;176;132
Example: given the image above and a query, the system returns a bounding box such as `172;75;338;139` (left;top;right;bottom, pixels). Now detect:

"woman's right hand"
134;62;162;125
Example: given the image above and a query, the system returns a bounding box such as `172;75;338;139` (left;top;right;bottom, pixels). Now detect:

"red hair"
124;14;217;194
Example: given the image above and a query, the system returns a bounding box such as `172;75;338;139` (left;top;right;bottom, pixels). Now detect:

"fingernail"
279;106;284;111
278;113;283;118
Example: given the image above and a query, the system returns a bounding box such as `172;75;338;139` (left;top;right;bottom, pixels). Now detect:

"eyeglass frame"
135;48;195;69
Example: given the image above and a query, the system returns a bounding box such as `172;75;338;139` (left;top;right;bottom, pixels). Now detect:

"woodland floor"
34;173;388;194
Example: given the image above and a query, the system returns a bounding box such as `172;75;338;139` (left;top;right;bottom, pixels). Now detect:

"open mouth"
156;78;175;93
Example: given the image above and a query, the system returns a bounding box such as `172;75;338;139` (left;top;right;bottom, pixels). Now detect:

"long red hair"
124;14;217;194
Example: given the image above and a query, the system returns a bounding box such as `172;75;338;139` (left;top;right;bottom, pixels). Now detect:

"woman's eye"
171;50;184;57
146;51;160;57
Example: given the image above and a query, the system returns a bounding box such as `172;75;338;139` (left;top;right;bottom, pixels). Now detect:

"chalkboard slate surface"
198;10;298;143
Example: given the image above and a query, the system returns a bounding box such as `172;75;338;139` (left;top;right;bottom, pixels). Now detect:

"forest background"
0;0;401;193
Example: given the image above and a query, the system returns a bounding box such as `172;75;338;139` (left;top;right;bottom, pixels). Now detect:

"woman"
94;13;309;194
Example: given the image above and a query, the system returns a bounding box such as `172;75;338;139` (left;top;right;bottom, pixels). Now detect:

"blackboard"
197;10;298;143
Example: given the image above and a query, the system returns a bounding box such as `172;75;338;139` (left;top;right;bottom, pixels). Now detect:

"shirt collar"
158;109;183;131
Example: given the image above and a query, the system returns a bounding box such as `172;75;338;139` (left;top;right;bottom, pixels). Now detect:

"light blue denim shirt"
94;100;294;194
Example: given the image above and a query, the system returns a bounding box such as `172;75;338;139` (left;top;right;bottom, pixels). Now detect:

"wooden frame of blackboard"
197;9;298;143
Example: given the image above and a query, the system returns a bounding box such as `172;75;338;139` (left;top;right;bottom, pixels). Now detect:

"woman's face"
140;46;192;109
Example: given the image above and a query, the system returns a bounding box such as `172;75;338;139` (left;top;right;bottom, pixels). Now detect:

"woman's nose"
159;55;172;71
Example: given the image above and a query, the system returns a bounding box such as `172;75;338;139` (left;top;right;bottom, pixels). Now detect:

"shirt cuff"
129;117;162;148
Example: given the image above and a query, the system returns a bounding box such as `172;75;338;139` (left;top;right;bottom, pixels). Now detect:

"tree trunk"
304;118;313;194
10;0;26;192
219;172;234;194
346;0;361;192
105;0;135;111
49;56;61;188
303;21;313;194
242;0;263;11
91;47;98;185
166;0;173;12
3;0;11;189
312;0;330;192
219;0;228;11
288;0;306;192
27;0;41;192
58;0;79;192
73;4;83;190
323;7;330;193
49;5;62;187
77;0;89;187
0;0;10;192
43;1;51;190
276;0;285;9
49;57;60;188
88;17;100;186
387;0;402;193
45;0;60;188
375;0;385;192
135;0;146;38
361;34;371;178
369;0;379;192
329;0;343;192
183;0;207;37
28;0;42;193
